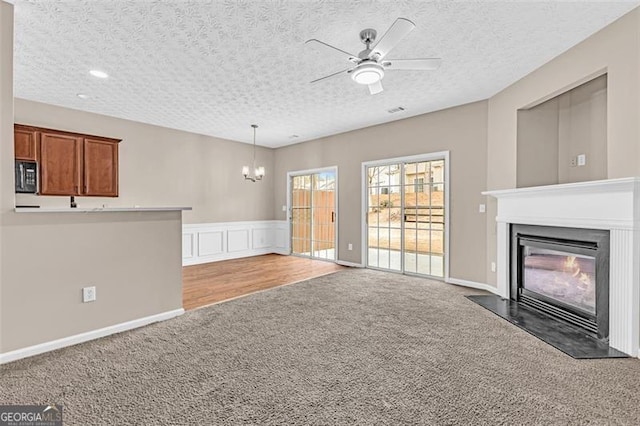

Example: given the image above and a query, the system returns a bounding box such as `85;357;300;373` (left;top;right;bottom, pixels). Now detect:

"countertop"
15;206;192;213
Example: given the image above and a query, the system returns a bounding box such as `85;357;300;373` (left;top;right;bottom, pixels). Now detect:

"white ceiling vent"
387;106;406;114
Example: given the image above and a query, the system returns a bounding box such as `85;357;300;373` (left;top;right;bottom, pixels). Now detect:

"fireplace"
484;178;640;356
511;225;610;340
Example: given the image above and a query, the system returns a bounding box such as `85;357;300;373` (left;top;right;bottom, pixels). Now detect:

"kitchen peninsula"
1;205;191;363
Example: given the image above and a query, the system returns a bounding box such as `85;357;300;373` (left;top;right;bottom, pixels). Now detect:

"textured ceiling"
12;0;640;147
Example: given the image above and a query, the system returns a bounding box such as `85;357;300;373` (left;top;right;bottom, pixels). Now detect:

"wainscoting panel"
274;221;290;255
252;228;273;250
228;229;250;253
182;233;194;259
183;221;290;266
198;231;224;256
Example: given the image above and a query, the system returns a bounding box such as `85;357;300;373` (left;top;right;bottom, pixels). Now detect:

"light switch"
282;205;287;211
479;204;486;213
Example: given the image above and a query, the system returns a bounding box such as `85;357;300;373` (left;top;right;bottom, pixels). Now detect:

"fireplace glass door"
522;246;596;316
512;225;609;340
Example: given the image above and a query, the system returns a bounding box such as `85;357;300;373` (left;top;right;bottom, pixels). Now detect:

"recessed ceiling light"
77;93;89;99
89;69;109;79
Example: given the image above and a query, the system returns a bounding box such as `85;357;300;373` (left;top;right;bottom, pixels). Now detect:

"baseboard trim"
183;248;275;266
336;260;364;268
0;308;184;365
272;248;290;256
446;277;500;295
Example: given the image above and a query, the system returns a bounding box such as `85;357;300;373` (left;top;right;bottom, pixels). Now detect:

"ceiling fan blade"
305;39;358;62
368;80;383;95
310;68;350;84
369;18;416;60
382;58;442;71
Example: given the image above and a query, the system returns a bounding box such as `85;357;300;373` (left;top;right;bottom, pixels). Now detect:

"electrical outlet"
570;157;577;167
479;204;486;213
577;154;586;166
491;262;496;273
83;286;96;303
348;243;353;251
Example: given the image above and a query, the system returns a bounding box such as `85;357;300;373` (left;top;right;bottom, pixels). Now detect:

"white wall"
183;220;289;266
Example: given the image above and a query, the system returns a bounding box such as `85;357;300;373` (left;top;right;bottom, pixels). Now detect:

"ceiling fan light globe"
351;65;384;85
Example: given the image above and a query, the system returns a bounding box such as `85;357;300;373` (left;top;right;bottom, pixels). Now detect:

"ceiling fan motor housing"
359;28;377;45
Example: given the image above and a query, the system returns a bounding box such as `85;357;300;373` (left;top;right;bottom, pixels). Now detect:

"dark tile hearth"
467;295;628;359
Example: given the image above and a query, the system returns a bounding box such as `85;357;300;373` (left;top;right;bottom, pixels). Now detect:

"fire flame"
563;255;592;291
564;256;577;270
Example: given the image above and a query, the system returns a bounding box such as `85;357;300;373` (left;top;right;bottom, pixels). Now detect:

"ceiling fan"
305;18;441;95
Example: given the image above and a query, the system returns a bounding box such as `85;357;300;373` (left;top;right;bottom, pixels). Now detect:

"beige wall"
516;75;608;188
4;0;640;353
1;211;183;352
14;99;276;224
486;9;640;285
274;101;488;283
0;0;13;354
3;94;277;354
557;75;608;184
516;98;560;187
0;3;182;354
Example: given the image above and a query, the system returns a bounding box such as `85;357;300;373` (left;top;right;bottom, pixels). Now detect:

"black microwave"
15;161;38;193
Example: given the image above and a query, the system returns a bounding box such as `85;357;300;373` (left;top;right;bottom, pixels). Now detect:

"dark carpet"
2;268;640;425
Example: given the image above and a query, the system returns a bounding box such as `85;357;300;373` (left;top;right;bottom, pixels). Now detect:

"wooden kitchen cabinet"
15;124;121;197
39;132;83;196
83;138;119;197
14;125;38;161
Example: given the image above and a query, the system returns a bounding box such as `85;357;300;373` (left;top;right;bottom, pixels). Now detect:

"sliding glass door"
290;169;336;261
365;156;446;278
366;164;402;272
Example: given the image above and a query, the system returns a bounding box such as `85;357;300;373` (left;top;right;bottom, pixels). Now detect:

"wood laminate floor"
183;254;345;310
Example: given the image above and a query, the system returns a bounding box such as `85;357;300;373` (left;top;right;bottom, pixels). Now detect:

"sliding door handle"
331;211;335;223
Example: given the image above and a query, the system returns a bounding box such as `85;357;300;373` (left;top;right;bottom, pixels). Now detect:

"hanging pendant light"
242;124;265;182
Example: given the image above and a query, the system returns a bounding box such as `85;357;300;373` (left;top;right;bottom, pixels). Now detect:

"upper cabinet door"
83;138;119;197
14;126;38;161
40;132;82;195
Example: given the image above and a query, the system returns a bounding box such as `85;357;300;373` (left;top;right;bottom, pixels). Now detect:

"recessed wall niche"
516;74;607;188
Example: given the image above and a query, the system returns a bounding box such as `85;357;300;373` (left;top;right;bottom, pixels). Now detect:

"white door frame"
361;151;450;281
287;166;339;262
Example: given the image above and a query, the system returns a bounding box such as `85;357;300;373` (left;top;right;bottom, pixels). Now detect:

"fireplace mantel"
484;177;640;356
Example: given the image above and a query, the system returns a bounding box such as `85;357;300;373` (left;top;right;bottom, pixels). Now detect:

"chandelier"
242;124;265;182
